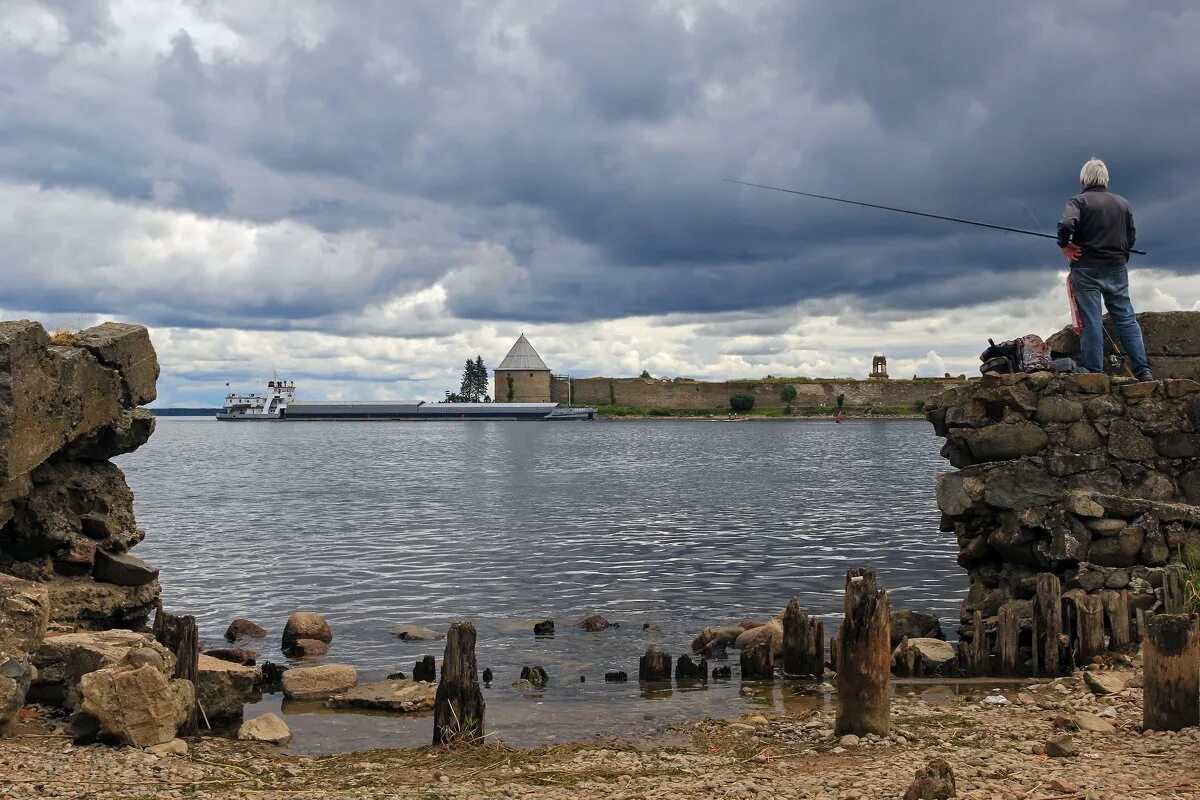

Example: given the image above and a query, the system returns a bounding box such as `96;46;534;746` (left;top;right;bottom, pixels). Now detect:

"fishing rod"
724;179;1147;255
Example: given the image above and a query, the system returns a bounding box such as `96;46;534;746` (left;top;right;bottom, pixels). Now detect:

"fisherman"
1057;158;1154;380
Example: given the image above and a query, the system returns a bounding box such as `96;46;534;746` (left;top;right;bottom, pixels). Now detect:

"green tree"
640;370;652;379
780;384;797;413
836;393;845;409
472;355;490;402
730;393;755;414
459;359;475;401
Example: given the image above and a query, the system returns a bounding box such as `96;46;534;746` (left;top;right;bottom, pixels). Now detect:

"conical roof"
497;333;549;371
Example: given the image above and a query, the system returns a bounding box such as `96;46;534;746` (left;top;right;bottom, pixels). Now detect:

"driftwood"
433;621;485;745
638;648;671;682
1142;613;1200;732
782;597;824;677
834;568;890;737
675;654;707;683
152;602;199;736
739;641;773;680
1033;573;1062;676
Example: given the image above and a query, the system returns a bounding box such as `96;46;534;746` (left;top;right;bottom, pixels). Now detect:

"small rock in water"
204;647;258;666
604;671;628;683
577;613;612;631
386;671;407;681
282;612;332;649
285;638;328;658
520;665;549;689
642;623;661;633
225;618;267;642
258;661;288;690
482;668;493;685
391;624;444;642
533;620;555;636
711;666;732;680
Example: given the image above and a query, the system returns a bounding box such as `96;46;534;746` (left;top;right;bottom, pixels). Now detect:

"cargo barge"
216;380;596;421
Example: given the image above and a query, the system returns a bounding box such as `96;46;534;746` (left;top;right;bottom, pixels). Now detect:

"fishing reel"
1105;352;1128;375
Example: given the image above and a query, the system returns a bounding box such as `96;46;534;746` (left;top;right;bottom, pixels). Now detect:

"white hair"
1080;158;1109;189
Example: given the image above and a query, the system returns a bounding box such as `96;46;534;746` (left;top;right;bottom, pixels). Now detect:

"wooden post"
675;654;707;683
782;597;824;677
1034;573;1062;676
1135;608;1148;643
834;568;890;737
1076;594;1106;663
1142;613;1200;732
1162;566;1187;614
152;603;199;736
638;647;671;682
413;655;437;682
433;621;485;745
829;635;839;672
1101;590;1131;650
996;602;1022;677
958;610;988;677
740;642;774;680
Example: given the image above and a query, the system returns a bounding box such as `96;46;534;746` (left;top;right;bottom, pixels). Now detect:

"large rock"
196;654;260;723
46;577;160;630
965;422;1049;462
890;610;944;647
281;664;357;701
238;712;292;744
982;462;1064;510
0;573;50;655
892;638;957;677
734;617;784;656
1087;524;1145;567
72;323;160;407
224;618;267;642
0;656;34;733
0;321;123;492
31;629;173;709
77;664;192;747
92;549;159;587
59;408;156;461
1;459;144;580
281;612;332;649
1107;420;1157;461
325;678;436;712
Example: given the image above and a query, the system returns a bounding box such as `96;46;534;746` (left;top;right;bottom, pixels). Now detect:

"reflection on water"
121;418;961;752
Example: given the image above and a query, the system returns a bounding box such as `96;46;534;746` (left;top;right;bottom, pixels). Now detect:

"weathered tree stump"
675;654;707;683
413;655;437;682
153;603;199;735
638;647;671;682
782;597;824;677
1162;566;1187;614
1142;613;1200;732
740;641;774;680
828;635;839;672
1075;593;1106;663
433;621;485;745
1033;573;1062;676
996;602;1022;677
834;568;890;737
1100;589;1131;650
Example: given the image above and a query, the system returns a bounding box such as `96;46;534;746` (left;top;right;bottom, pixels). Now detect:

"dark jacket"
1056;186;1136;268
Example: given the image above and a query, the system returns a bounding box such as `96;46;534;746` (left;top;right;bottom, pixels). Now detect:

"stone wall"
1;321;161;631
926;372;1200;627
494;369;551;403
552;375;965;409
1047;310;1200;379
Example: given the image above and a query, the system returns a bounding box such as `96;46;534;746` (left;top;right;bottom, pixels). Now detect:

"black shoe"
1135;370;1156;381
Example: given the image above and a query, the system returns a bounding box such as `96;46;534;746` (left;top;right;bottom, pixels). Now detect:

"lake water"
119;417;961;752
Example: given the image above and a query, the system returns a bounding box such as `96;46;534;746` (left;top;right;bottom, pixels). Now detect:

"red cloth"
1066;273;1083;334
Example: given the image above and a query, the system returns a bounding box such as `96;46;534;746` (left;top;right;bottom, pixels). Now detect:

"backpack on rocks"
980;334;1074;375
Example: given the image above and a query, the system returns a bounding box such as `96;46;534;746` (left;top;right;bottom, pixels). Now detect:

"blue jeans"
1069;266;1151;376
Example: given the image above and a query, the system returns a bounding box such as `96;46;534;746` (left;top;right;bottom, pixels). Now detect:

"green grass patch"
1171;545;1200;613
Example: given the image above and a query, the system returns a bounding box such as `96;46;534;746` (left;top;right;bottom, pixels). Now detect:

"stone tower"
494;333;552;403
870;355;889;379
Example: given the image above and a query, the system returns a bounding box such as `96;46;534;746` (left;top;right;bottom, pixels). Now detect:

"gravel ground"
2;664;1197;799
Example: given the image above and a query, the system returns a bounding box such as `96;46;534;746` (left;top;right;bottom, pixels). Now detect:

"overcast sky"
1;1;1197;405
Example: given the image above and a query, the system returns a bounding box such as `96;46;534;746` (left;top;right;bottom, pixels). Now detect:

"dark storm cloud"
1;0;1196;329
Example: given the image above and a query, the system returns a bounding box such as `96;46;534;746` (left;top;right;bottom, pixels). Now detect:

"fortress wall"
551;376;965;409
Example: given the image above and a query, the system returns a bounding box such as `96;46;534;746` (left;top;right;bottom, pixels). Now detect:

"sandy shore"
2;661;1197;800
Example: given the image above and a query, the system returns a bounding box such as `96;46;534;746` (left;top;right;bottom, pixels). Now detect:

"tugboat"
216;380;596;421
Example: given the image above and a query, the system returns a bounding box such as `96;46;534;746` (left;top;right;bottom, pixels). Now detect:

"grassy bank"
595;403;925;419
